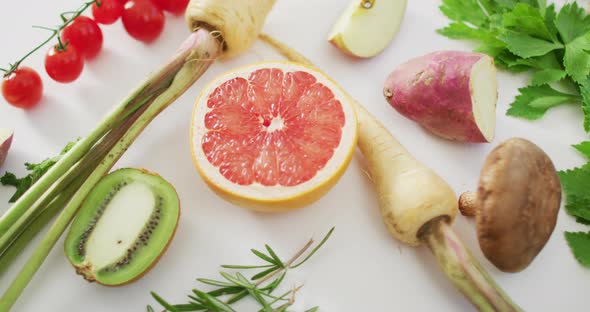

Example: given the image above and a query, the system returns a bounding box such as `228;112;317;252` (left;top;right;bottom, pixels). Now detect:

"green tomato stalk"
0;27;222;311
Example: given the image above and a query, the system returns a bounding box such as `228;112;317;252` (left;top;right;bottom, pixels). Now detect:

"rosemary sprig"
0;0;98;76
148;227;334;312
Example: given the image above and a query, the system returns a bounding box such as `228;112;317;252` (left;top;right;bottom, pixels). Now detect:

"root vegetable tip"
0;129;14;167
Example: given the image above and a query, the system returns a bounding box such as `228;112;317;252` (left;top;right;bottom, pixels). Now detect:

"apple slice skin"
383;51;497;143
0;129;13;167
328;0;408;58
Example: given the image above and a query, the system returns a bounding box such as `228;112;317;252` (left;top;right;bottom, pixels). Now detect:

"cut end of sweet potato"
0;128;14;167
470;56;497;143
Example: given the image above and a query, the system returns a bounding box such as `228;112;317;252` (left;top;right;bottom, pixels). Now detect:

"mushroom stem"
420;218;522;312
458;192;478;216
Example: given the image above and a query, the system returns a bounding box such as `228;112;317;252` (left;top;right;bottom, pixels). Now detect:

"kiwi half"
64;168;180;286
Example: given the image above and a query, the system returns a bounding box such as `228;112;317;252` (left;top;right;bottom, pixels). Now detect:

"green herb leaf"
565;231;590;267
507;85;580;120
573;141;590;159
264;244;284;268
439;0;489;27
305;307;320;312
261;272;286;293
196;278;234;288
291;227;335;269
579;81;590;132
554;2;590;43
499;30;563;58
151;292;179;312
207;287;245;297
193;289;237;312
0;140;77;203
531;69;567;85
251;266;279;281
221;264;275;270
502;3;554;41
558;163;590;221
563;33;590;84
251;248;280;266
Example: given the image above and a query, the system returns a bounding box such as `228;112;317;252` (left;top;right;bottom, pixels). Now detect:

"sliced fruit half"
328;0;408;58
190;61;357;212
64;168;180;286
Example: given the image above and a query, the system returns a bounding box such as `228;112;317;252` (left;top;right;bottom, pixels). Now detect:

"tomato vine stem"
0;0;98;76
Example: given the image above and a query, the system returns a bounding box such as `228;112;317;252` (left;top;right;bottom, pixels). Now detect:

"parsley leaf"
573;141;590;159
0;140;77;203
564;33;590;84
502;3;554;41
439;0;489;27
565;231;590;267
558;163;590;222
554;2;590;44
506;85;580;120
499;30;563;58
578;81;590;132
531;69;567;85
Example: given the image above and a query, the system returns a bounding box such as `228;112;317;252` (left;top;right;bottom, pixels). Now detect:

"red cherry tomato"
45;45;84;83
92;0;124;25
122;0;165;43
152;0;189;15
2;67;43;109
61;16;103;60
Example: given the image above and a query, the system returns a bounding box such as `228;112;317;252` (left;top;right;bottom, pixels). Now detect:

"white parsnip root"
354;104;457;245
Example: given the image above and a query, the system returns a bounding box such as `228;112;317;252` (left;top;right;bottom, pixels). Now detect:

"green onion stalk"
0;27;222;311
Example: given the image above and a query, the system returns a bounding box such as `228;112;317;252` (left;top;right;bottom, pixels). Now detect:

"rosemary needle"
148;227;335;312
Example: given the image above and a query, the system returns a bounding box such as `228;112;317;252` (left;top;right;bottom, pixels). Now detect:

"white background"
0;0;588;311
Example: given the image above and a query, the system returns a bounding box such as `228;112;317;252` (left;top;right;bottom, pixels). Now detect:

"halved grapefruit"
190;62;357;212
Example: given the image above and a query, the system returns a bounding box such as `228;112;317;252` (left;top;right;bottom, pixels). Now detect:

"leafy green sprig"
1;140;78;203
148;228;334;312
558;143;590;267
438;0;590;130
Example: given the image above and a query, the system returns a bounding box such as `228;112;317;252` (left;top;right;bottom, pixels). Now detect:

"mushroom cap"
476;138;561;272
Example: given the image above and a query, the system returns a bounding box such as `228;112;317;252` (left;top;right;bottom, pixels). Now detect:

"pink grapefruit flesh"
191;62;357;211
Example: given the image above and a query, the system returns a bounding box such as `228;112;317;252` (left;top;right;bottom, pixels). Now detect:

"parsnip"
355;104;457;245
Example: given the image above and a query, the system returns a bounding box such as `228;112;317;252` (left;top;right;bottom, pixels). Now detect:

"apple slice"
328;0;408;58
0;129;13;167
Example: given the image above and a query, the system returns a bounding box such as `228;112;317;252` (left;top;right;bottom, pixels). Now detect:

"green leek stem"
421;219;523;312
0;105;140;267
0;167;90;277
0;60;167;237
0;27;222;312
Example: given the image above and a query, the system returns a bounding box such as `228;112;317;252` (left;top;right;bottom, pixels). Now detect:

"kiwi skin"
64;168;181;287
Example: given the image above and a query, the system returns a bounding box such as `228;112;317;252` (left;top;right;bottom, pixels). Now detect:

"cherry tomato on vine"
2;67;43;109
92;0;124;25
45;45;84;83
122;0;165;43
152;0;189;15
61;16;103;60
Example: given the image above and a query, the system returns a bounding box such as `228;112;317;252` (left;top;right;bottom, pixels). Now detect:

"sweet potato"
383;51;497;143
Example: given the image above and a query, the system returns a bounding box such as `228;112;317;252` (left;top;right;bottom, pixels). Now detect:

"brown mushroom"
459;138;561;273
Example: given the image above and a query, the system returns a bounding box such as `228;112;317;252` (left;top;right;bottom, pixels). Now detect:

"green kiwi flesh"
64;168;180;286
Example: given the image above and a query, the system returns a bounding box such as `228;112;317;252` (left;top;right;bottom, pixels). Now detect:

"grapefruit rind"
190;61;357;212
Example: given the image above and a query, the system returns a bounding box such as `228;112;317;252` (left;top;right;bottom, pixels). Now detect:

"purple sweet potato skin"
0;132;13;167
383;51;490;143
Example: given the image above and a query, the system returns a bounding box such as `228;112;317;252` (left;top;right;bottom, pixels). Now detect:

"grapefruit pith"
190;62;357;212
